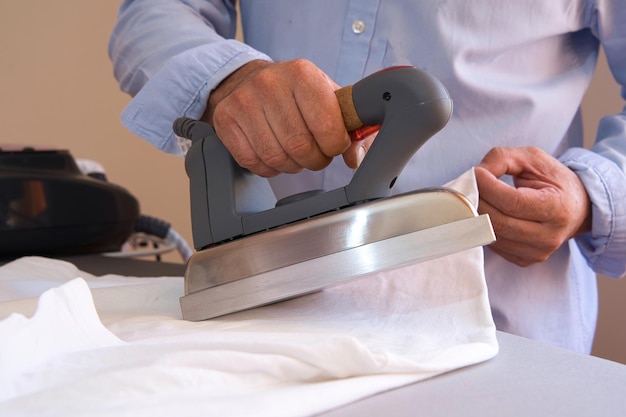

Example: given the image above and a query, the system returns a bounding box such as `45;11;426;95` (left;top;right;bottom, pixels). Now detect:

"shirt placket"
334;0;382;86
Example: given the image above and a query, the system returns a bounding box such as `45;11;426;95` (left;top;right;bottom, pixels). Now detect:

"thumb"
342;142;367;169
474;166;518;207
342;132;377;169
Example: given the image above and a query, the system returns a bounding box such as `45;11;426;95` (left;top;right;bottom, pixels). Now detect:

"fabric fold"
0;278;124;402
0;168;498;417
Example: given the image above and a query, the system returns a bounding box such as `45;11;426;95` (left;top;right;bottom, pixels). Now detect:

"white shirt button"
352;20;366;34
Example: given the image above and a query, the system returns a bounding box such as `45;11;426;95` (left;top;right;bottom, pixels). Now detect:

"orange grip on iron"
335;66;413;141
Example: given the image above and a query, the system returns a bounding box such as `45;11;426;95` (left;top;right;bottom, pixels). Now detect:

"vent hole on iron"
389;177;397;188
382;91;392;101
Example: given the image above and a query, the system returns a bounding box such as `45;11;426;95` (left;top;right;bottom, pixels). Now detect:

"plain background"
1;2;624;364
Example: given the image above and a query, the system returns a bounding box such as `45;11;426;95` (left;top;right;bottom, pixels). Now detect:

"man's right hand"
202;59;361;177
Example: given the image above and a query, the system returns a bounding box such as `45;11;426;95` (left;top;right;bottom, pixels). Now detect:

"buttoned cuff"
560;147;626;277
120;39;272;155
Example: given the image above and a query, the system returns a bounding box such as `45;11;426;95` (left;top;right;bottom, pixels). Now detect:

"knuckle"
525;146;543;156
224;81;254;104
536;253;551;263
286;58;315;77
529;247;552;264
504;196;526;218
283;134;332;170
486;146;507;159
283;133;315;158
251;70;275;93
212;104;237;130
232;147;259;170
514;258;534;268
256;167;280;178
234;154;276;178
259;143;289;168
317;119;347;152
542;234;564;254
308;156;333;171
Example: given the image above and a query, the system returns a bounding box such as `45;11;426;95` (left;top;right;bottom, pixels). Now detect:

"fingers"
292;62;352;159
477;193;562;266
474;166;557;223
212;90;286;177
211;59;350;177
478;146;549;178
215;79;319;176
475;146;592;267
342;131;377;169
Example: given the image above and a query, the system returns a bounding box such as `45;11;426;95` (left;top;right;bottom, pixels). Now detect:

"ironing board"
326;331;626;417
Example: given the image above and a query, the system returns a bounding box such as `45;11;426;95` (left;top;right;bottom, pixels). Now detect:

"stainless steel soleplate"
180;188;495;321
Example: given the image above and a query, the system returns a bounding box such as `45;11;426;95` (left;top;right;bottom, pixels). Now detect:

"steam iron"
175;66;495;321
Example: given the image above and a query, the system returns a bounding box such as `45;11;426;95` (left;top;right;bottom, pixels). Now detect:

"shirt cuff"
120;39;272;155
559;147;626;277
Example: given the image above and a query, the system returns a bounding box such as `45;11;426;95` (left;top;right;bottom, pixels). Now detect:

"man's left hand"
475;146;592;267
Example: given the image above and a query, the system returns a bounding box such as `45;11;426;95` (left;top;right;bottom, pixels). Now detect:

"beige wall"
1;2;624;363
581;52;626;364
1;2;192;263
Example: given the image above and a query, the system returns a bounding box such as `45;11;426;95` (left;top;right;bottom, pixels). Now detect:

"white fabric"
0;169;497;417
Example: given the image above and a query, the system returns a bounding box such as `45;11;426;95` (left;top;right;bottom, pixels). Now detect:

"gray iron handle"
343;66;453;202
175;66;452;249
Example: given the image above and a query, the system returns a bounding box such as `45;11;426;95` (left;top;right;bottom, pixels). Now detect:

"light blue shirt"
109;0;626;353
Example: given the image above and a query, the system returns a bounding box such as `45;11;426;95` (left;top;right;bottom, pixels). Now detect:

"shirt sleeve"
559;0;626;278
108;0;272;154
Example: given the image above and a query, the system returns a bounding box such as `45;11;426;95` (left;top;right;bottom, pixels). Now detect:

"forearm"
109;0;271;154
559;145;626;278
559;0;626;278
109;0;238;96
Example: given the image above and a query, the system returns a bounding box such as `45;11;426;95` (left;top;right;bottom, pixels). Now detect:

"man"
109;0;626;353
